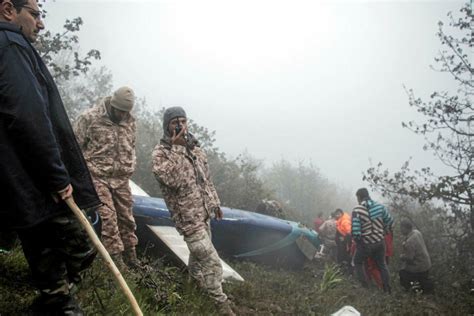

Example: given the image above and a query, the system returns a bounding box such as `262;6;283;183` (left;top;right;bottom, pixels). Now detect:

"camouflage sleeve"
208;176;220;206
152;145;179;189
131;122;137;169
73;113;90;151
201;150;221;206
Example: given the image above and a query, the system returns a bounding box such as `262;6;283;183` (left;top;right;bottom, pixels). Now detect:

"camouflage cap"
111;86;135;112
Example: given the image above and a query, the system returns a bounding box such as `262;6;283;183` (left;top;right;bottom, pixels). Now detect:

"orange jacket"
336;212;351;236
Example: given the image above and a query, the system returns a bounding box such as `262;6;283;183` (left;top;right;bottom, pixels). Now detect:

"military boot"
216;299;236;316
123;247;142;270
111;253;127;271
29;294;84;316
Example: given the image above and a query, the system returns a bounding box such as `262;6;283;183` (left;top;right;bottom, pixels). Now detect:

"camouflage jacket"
152;140;220;236
74;97;136;179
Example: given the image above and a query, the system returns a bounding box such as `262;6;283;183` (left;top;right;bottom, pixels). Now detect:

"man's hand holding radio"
171;122;187;146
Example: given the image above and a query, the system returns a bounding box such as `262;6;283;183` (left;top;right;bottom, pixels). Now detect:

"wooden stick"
65;198;143;316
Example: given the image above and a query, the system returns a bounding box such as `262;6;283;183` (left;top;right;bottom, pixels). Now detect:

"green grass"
319;263;343;293
1;248;472;315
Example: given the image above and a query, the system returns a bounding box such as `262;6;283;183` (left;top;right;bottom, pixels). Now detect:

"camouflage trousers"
93;177;138;255
17;211;96;300
184;225;227;304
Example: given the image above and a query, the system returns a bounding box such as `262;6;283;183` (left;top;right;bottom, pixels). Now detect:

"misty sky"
43;0;465;193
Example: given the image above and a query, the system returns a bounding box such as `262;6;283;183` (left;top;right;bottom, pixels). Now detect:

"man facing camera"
152;107;235;315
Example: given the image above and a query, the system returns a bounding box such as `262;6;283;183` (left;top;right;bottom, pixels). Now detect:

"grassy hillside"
1;246;472;315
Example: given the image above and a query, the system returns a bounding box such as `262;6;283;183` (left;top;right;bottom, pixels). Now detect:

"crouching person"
399;218;434;294
152;107;235;315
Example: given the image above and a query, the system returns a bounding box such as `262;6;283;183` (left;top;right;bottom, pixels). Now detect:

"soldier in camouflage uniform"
152;107;235;316
74;87;140;268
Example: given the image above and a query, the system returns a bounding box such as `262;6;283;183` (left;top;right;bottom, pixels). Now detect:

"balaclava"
161;106;200;149
162;106;187;138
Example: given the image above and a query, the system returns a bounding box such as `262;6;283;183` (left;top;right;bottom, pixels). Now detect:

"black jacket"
0;22;100;229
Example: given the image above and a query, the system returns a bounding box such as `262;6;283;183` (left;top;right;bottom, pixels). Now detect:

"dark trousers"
17;211;96;304
399;269;434;294
354;240;391;292
335;232;352;274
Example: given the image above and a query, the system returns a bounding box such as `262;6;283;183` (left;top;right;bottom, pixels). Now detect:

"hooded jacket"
74;97;136;179
0;23;100;229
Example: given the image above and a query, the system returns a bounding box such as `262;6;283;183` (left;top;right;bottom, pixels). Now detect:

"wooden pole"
65;198;143;316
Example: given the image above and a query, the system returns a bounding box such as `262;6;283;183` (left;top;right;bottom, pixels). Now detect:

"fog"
43;0;463;193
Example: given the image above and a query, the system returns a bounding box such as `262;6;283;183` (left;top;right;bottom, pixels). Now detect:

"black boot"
216;299;236;316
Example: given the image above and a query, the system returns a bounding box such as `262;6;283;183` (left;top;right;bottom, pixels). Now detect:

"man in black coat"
0;0;101;313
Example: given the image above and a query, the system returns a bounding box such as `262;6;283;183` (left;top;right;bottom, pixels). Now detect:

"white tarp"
331;306;361;316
